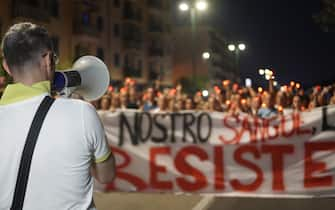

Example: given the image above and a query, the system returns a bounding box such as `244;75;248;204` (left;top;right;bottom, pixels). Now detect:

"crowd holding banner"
97;106;335;197
90;78;335;117
92;78;335;197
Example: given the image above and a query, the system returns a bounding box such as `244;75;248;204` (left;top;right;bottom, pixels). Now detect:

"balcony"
123;2;142;22
123;40;142;50
73;23;100;37
147;0;163;10
74;0;99;12
122;23;142;47
149;70;159;80
148;47;164;57
123;11;142;22
123;66;142;78
12;3;50;22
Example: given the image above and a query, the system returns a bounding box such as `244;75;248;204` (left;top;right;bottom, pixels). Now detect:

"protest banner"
97;105;335;197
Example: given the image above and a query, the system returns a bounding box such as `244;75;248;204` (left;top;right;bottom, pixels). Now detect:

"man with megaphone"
0;22;115;210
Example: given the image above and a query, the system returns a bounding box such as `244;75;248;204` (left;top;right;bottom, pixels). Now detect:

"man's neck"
12;67;49;86
13;75;48;86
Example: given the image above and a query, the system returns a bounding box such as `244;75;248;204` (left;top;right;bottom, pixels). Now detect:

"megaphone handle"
59;87;76;98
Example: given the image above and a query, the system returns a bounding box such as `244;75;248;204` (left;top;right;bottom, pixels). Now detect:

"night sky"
212;0;335;87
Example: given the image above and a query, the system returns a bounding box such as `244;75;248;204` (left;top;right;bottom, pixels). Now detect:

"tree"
315;0;335;32
178;75;210;94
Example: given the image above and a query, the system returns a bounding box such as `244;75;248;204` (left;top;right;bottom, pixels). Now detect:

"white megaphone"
52;56;110;101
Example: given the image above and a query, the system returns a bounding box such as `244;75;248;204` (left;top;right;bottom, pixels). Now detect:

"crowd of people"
91;77;335;118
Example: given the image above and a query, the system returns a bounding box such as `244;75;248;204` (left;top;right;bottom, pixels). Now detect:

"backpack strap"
11;96;55;210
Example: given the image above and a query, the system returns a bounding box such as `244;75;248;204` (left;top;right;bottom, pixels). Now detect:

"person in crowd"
175;95;185;112
193;92;204;111
330;87;335;105
90;99;100;110
250;96;261;116
127;85;139;109
153;93;168;113
100;95;111;111
292;95;303;112
258;91;278;118
275;91;287;109
109;92;120;112
208;95;223;112
168;96;177;112
185;97;194;110
240;98;251;114
227;94;242;115
94;77;334;115
143;88;157;112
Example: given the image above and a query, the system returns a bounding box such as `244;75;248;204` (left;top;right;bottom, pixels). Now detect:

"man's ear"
41;52;51;70
2;60;12;76
41;52;54;81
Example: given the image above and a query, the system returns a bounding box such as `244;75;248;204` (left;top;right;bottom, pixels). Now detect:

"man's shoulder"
55;97;93;108
54;98;97;114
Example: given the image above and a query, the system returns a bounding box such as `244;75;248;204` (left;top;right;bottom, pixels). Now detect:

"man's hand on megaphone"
70;92;84;100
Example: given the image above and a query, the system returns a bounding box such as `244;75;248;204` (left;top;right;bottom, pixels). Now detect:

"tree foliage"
178;75;210;94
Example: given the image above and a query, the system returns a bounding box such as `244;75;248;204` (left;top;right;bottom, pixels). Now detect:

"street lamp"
202;52;210;60
238;43;246;51
179;2;189;11
228;42;246;83
196;1;208;11
228;44;236;52
178;0;208;86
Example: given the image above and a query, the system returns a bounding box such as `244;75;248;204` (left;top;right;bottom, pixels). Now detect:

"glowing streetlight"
265;69;271;75
202;52;210;60
179;1;208;12
259;69;265;75
238;43;246;51
228;44;236;51
179;2;189;11
265;74;271;80
195;1;208;11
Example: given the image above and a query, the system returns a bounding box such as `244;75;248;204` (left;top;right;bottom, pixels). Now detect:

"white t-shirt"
0;94;111;210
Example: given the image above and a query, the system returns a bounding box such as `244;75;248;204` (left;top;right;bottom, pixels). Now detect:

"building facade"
172;25;238;86
0;0;173;86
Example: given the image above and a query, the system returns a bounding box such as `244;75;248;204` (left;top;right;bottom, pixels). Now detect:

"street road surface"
94;193;335;210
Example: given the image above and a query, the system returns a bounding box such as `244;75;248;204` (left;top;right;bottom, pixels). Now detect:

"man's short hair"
1;22;53;72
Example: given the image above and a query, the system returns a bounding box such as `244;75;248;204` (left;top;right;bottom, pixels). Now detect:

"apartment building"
0;0;173;86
